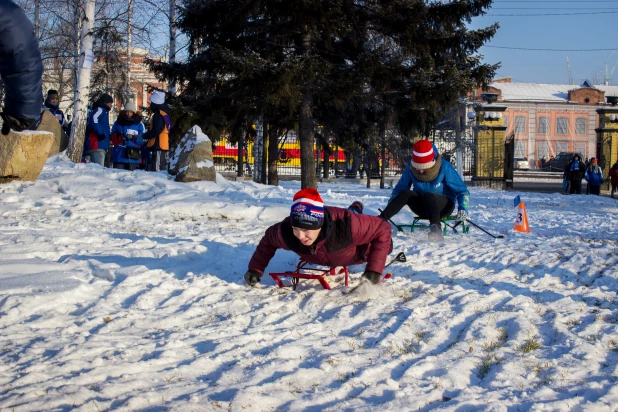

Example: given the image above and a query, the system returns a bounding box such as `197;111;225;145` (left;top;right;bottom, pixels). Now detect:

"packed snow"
1;154;618;411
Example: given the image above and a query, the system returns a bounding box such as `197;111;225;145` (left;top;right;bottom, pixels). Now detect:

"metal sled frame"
269;261;349;291
396;216;469;235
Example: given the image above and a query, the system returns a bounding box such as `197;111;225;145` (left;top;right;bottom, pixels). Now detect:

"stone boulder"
38;109;69;157
0;129;55;183
169;125;216;183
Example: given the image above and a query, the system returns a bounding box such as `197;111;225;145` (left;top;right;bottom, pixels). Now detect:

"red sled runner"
268;253;405;291
269;261;349;291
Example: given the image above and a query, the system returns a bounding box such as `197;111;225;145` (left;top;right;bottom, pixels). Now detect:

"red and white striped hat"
411;140;436;170
290;188;325;230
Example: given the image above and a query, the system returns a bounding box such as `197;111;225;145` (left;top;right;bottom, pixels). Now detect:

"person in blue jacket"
379;139;470;241
43;89;67;128
84;93;113;166
110;100;145;170
0;0;44;135
584;157;604;196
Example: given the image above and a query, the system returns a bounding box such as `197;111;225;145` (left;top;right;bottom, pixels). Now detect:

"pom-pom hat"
290;188;325;230
411;139;436;170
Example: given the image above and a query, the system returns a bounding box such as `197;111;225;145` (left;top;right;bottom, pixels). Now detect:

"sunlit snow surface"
1;154;618;411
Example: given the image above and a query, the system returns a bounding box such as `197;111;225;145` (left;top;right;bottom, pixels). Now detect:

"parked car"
514;157;530;170
544;152;584;172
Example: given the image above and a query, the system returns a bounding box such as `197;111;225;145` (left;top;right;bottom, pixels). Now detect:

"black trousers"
589;185;600;195
570;179;582;194
381;190;455;225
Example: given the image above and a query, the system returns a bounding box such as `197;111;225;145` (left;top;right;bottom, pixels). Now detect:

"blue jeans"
87;150;106;166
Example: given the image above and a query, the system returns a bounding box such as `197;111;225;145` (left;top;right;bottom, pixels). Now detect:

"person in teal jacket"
584;157;604;196
379;139;470;241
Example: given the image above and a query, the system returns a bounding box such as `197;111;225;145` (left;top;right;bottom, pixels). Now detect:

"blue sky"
469;0;618;85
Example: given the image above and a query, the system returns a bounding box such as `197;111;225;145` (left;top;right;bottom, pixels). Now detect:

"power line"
486;10;618;15
486;46;618;52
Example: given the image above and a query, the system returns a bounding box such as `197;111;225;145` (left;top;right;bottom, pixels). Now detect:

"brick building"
476;78;618;168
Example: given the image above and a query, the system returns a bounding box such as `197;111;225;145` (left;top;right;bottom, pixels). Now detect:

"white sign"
82;49;94;69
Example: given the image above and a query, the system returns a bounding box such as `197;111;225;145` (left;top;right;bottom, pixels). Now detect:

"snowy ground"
1;155;618;411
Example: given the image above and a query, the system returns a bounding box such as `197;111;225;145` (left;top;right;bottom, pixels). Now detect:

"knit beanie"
97;93;113;105
123;100;137;112
290;188;325;230
150;90;165;105
411;140;436;170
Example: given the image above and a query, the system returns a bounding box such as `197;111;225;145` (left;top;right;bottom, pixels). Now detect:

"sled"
396;216;469;235
269;261;349;291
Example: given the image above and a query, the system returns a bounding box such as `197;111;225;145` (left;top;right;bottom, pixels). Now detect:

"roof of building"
489;82;618;103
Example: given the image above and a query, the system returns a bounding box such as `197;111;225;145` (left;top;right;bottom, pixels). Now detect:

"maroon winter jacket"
248;206;392;275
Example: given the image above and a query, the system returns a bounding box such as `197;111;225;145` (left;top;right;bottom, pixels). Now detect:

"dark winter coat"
84;102;111;152
110;112;146;164
0;0;43;120
609;164;618;187
44;100;67;126
143;102;171;151
248;206;392;275
566;158;585;182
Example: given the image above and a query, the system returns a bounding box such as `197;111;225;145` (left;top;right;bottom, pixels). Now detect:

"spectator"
43;89;67;128
0;0;43;135
244;188;392;287
567;154;585;195
378;139;469;242
143;90;171;171
84;93;113;166
540;156;547;171
609;162;618;199
110;100;145;170
584;157;604;196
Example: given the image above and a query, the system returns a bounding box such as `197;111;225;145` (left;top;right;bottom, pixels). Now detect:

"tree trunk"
168;0;176;95
322;142;331;179
237;131;245;177
298;89;316;189
380;124;386;189
261;121;268;184
268;123;278;186
67;0;95;163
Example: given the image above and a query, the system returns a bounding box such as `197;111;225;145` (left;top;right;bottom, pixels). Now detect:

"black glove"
361;270;381;285
1;112;36;135
244;270;261;287
97;133;106;141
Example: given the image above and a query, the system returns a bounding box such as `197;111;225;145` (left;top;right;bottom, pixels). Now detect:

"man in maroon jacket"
244;188;393;286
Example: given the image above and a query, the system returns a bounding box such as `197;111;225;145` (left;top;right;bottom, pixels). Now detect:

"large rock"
169;125;217;183
0;129;55;183
38;109;69;157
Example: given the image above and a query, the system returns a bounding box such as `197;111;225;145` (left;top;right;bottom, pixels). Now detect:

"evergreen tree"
156;0;498;188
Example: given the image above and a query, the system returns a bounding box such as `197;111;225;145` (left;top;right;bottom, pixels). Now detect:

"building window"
537;116;549;134
538;141;550;159
514;141;526;158
556;141;568;154
514;116;526;134
574;143;586;159
556;117;569;135
575;118;586;135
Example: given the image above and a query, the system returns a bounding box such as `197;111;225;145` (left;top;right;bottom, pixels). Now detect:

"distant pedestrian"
567;154;585;194
84;93;113;166
584;158;604;196
43;89;67;128
608;162;618;199
143;90;171;172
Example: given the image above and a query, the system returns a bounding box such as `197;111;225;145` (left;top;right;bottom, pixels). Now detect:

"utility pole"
566;57;574;85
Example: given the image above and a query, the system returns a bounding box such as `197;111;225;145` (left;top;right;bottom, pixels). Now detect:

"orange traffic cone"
514;202;530;232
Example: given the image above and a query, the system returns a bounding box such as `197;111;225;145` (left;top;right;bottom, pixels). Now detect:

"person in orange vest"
142;90;171;171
